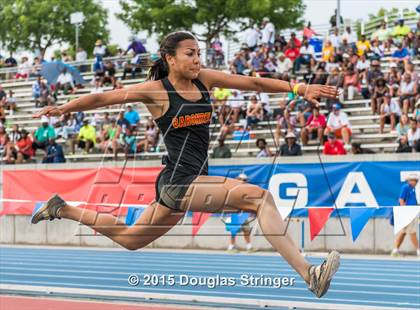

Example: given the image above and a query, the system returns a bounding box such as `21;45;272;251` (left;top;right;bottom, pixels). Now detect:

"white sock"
246;243;252;250
416;249;420;256
228;244;234;251
391;248;399;254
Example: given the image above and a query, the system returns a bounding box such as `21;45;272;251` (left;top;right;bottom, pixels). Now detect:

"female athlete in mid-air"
32;31;340;298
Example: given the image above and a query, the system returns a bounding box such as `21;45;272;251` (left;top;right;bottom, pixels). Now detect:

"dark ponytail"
147;31;197;81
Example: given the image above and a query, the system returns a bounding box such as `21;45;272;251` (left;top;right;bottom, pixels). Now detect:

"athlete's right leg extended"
32;196;185;251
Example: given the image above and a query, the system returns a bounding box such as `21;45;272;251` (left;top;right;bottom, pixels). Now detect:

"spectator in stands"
380;97;401;133
399;73;417;114
325;104;352;145
322;40;334;62
230;52;248;75
256;138;272;158
294;39;315;73
261;17;275;47
122;51;143;80
362;60;384;99
227;90;245;123
396;134;412;153
70;119;96;154
122;128;137;159
102;60;117;88
329;28;341;49
284;41;300;63
32;76;42;104
311;67;328;85
91;77;104;94
396;114;410;138
4;90;16;114
15;56;31;80
15;129;33;164
356;54;370;79
407;118;420;149
243;25;260;51
276;52;293;77
391;173;420;257
30;57;42;77
371;39;385;60
392;19;411;42
323;132;346;155
32;116;55;154
42;138;66;163
329;9;343;29
404;62;419;85
343;65;359;100
38;79;55;107
93;40;106;59
246;95;263;129
414;101;420;122
301;107;326;145
0;85;6;105
212;138;232;159
117;111;130;132
99;118;118;152
356;35;371;57
137;118;159;152
392;43;410;63
325;67;344;109
124;36;147;56
371;77;390;115
371;21;390;42
76;47;88;72
387;63;401;97
351;142;375;154
280;132;302;156
0;126;8;157
4;53;17;69
54;68;74;96
342;26;357;48
303;22;318;39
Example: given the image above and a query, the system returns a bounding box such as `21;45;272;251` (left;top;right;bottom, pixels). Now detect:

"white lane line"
0;283;418;309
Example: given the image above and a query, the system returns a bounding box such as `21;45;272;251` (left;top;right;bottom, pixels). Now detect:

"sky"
100;0;418;54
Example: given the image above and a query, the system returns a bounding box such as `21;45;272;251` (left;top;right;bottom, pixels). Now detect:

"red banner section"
2;167;162;216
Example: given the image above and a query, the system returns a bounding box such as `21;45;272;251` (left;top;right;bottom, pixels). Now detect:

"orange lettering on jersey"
171;111;211;128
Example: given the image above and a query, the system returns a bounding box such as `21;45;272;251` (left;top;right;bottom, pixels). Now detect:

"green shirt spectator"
34;124;55;143
212;139;232;158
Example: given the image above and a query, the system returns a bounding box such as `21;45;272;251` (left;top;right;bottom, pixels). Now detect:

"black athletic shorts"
155;167;201;211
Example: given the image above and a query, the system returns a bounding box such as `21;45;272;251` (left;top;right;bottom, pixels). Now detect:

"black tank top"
155;77;213;176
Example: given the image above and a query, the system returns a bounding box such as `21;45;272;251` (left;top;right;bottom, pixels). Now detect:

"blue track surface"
0;246;419;309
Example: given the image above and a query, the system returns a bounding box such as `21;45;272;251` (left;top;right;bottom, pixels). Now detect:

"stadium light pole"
70;12;84;55
336;0;341;32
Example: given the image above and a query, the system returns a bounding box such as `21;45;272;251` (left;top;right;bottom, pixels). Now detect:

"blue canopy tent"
40;60;86;85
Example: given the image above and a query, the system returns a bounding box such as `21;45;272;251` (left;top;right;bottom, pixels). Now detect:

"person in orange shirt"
356;35;371;56
322;40;334;61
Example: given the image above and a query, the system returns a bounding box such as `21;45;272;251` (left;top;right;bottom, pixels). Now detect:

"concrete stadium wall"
1;154;419;254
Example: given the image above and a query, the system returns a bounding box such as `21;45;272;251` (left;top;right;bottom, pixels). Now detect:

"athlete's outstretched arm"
199;69;338;106
33;81;156;118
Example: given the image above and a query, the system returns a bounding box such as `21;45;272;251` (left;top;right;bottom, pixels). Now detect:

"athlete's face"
167;39;201;79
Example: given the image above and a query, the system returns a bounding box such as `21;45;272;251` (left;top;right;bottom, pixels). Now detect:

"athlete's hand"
33;106;64;118
298;84;339;107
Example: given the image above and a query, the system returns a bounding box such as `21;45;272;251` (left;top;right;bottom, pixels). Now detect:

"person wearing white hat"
391;173;419;257
280;132;302;156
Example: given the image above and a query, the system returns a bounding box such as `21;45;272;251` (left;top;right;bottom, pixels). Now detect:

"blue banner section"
208;160;419;218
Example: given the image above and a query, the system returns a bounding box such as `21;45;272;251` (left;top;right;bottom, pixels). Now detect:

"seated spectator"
392;19;410;42
414;101;420;122
256;138;273;158
362;60;384;99
371;21;390;42
212;138;232;158
30;57;42;77
32;116;56;155
284;42;300;63
323;132;346;155
280;132;302;156
4;124;22;163
15;56;31;80
0;126;9;161
356;35;371;57
371;77;390;114
380;97;401;133
294;40;315;73
56;113;77;140
38;81;55;107
15;129;34;164
230;52;248;75
274;100;293;145
116;111;131;132
398;73;417;114
342;26;357;48
392;43;410;63
70;119;96;154
102;60;117;88
396;114;410;138
325;104;352;145
122;128;137;159
386;63;401;97
5;90;17;114
370;39;385;60
76;47;88;72
276;52;293;77
356;54;370;79
227;90;245;123
325;67;344;109
90;77;104;94
93;55;105;79
404;62;419;85
137;118;159;152
351;142;375;154
343;65;359;100
407;118;420;148
322;40;334;61
289;32;302;49
42;138;66;163
311;67;327;85
246;95;263;129
99;118;118;152
32;76;43;103
122;52;144;80
54;68;74;96
396;135;412;153
330;27;341;49
301;107;326;145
